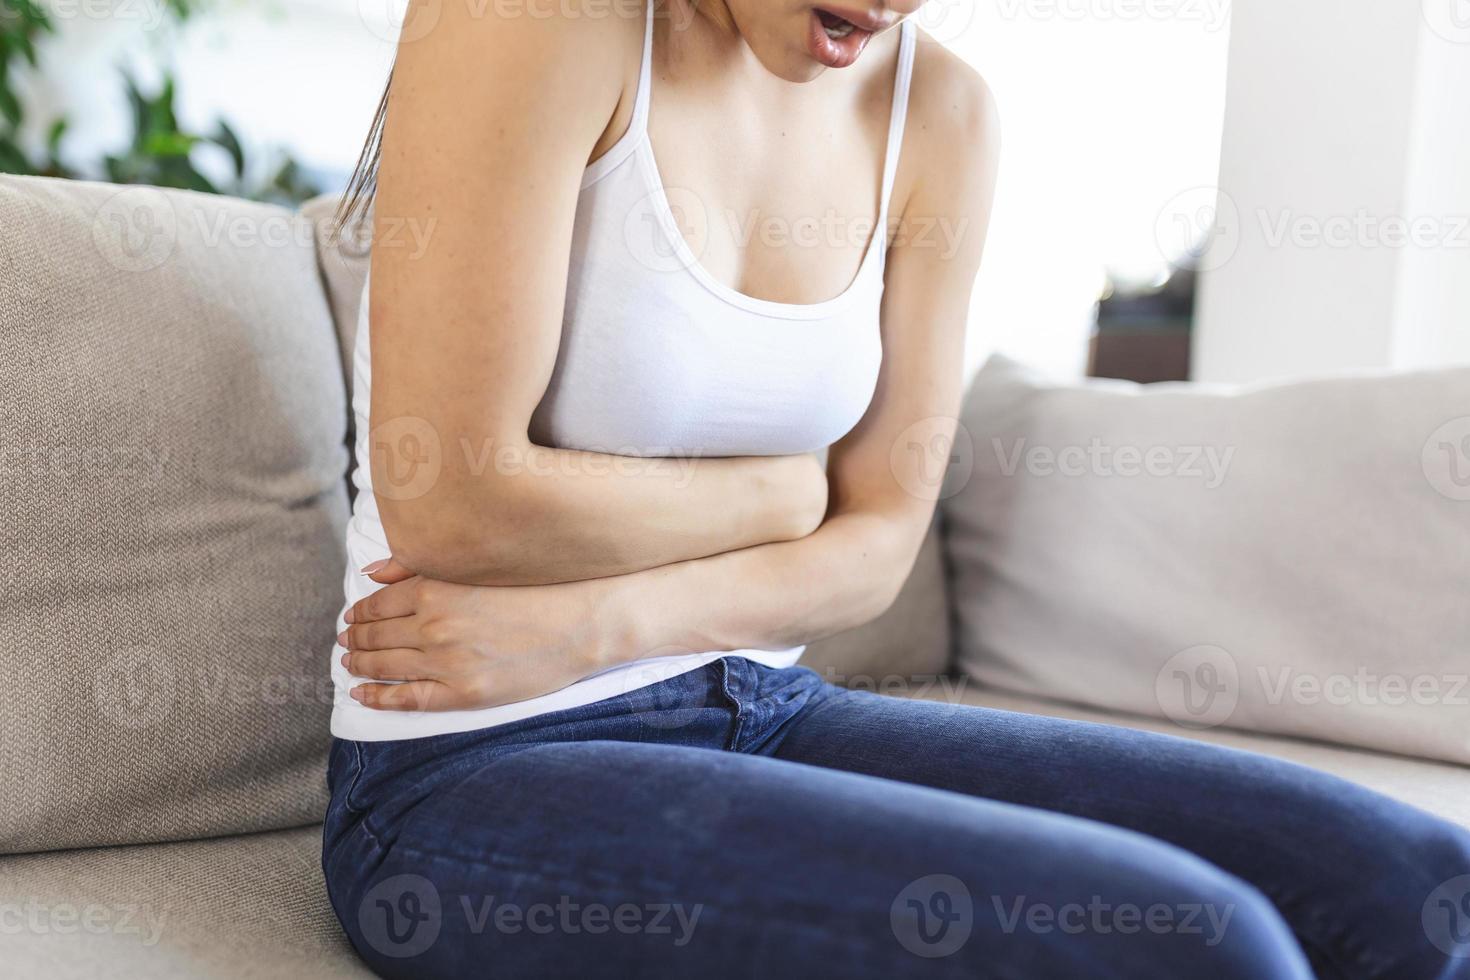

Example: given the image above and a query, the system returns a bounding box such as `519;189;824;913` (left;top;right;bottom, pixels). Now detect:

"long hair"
330;67;390;243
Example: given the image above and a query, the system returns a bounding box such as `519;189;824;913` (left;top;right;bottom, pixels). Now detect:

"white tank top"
332;8;918;741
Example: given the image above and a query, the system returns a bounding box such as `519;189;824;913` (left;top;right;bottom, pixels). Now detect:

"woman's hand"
338;561;629;712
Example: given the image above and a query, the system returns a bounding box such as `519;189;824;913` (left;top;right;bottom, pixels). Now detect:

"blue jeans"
322;659;1470;979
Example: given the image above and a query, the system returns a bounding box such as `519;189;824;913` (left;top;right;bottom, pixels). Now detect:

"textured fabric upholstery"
0;176;350;854
946;354;1470;765
298;194;368;396
0;826;367;979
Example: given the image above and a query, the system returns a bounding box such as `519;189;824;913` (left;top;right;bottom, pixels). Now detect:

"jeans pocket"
770;666;826;704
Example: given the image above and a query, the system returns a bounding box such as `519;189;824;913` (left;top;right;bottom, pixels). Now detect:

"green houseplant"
0;0;319;204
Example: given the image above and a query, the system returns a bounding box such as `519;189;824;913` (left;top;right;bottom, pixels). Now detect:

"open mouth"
808;8;876;69
818;9;858;40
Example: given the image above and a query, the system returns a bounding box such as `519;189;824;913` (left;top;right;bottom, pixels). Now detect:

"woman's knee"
1402;814;1470;978
932;821;1313;980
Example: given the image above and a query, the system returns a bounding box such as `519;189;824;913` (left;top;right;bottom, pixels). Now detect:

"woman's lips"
806;8;874;69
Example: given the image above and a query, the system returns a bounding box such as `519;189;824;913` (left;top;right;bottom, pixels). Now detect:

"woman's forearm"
599;504;928;665
378;440;829;587
339;501;935;714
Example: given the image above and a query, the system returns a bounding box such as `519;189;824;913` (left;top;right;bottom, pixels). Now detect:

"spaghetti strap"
878;20;918;225
628;0;656;135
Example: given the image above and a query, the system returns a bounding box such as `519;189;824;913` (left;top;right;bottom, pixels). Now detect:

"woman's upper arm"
368;3;632;543
826;49;1001;538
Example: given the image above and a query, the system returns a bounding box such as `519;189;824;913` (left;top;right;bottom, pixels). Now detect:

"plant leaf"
45;116;66;154
0;85;21;129
142;131;198;157
212;119;245;178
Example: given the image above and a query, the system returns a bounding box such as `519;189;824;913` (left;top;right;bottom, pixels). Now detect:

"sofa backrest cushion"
944;354;1470;765
299;194;368;396
0;176;349;853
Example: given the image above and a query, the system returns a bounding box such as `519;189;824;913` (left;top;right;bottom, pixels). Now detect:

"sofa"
2;175;1466;978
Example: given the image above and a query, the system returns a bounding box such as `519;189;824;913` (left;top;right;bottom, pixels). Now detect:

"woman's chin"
739;11;878;82
753;45;829;84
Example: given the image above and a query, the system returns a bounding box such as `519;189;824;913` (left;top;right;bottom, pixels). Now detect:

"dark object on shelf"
1089;266;1196;384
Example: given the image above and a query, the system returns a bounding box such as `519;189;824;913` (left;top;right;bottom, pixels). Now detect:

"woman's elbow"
853;564;910;627
839;516;927;630
375;485;518;584
375;478;592;585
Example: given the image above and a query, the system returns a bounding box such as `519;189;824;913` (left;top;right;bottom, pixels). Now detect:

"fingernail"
344;607;355;624
337;629;349;647
350;687;365;701
340;653;350;669
360;559;388;575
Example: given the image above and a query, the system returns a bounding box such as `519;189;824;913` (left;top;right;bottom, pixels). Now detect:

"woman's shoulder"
906;27;1000;153
387;0;644;157
889;28;1001;228
391;0;644;96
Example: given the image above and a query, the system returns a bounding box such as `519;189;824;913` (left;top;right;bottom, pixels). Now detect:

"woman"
323;1;1470;976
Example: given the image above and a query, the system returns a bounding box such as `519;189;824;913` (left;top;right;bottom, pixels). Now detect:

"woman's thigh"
766;687;1470;979
324;737;1310;980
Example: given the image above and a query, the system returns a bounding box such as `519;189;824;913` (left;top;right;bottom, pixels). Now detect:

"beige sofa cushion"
0;176;349;853
944;355;1470;766
0;826;367;979
299;194;369;394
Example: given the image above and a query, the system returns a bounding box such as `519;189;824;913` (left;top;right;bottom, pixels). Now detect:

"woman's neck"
662;0;770;86
660;0;893;97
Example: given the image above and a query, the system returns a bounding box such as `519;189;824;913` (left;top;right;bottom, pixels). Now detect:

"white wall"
1193;0;1470;382
1394;8;1470;369
940;0;1232;379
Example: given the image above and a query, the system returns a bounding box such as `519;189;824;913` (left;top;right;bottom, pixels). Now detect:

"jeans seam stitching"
718;658;746;752
344;740;371;815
